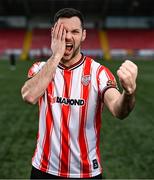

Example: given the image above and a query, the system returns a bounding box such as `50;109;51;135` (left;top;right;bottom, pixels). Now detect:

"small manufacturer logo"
81;75;91;86
107;80;116;87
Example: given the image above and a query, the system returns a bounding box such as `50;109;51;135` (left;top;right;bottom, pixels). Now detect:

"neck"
60;53;82;67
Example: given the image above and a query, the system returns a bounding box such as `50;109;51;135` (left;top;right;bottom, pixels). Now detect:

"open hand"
51;22;66;59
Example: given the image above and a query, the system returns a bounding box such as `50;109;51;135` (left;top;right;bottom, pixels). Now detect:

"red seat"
82;29;101;50
0;28;25;54
31;28;50;49
107;29;154;49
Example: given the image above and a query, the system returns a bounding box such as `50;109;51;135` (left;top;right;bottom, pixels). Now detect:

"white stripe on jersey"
68;65;83;177
29;56;118;178
48;71;64;173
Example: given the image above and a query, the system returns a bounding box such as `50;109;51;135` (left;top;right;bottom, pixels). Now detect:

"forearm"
113;90;136;119
21;22;67;104
21;55;60;104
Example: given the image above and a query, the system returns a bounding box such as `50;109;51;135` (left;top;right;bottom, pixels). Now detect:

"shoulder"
28;61;46;78
84;56;114;76
87;57;108;73
85;56;101;69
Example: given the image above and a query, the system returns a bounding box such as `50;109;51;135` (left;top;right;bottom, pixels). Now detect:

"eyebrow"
65;28;81;32
72;29;80;32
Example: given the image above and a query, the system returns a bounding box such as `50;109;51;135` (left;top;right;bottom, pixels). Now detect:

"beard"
62;44;81;62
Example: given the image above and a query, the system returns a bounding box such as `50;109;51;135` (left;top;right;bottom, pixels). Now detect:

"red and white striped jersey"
28;55;117;178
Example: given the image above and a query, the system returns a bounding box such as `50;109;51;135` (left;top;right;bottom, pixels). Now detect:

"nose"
65;31;72;40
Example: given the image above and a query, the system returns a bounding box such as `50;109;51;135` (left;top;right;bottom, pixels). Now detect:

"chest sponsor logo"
48;95;85;106
81;75;91;86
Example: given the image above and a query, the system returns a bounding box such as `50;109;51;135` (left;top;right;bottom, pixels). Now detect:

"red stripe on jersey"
97;65;117;101
59;70;73;177
79;57;92;178
104;66;115;81
103;66;117;100
40;82;54;172
96;65;105;94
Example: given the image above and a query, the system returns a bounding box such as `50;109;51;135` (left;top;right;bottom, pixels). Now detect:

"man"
21;8;138;179
9;52;16;70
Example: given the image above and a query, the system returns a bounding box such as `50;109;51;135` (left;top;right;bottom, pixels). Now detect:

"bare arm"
21;22;66;104
104;60;138;119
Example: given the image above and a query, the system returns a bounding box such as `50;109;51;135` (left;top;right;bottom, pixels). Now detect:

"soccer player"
21;8;138;179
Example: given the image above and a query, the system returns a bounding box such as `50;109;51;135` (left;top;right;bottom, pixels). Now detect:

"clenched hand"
117;60;138;95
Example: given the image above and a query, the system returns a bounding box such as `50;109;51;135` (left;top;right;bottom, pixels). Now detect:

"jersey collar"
58;54;86;71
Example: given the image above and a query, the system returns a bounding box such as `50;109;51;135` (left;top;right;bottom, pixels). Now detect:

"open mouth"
65;43;73;55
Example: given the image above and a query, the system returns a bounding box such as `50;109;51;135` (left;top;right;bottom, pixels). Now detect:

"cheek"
74;35;83;44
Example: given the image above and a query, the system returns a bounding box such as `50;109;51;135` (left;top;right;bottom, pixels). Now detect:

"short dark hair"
53;8;85;29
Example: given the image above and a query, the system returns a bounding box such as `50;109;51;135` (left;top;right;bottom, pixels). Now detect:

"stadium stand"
28;28;51;59
31;28;50;49
82;29;101;49
107;29;154;49
1;0;154;60
107;29;154;59
1;27;154;60
30;28;103;59
81;29;103;58
0;28;25;54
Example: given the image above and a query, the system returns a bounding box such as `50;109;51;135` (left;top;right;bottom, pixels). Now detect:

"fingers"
117;60;138;80
51;22;66;40
51;22;57;38
117;67;131;80
122;60;138;78
50;22;67;59
117;60;138;94
61;28;66;41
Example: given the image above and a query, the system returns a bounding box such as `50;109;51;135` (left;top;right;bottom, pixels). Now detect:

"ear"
81;29;86;42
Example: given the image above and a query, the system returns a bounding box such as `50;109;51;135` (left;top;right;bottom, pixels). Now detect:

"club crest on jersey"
81;75;91;86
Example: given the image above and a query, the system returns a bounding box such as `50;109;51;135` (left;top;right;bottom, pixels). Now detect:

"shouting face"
57;17;86;64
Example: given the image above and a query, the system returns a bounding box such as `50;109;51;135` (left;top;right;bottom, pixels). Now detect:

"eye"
72;30;80;34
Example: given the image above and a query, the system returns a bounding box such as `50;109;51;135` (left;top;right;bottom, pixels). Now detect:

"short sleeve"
28;61;46;78
98;66;118;96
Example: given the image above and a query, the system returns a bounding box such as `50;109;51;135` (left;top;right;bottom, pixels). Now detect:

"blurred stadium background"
0;0;154;178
